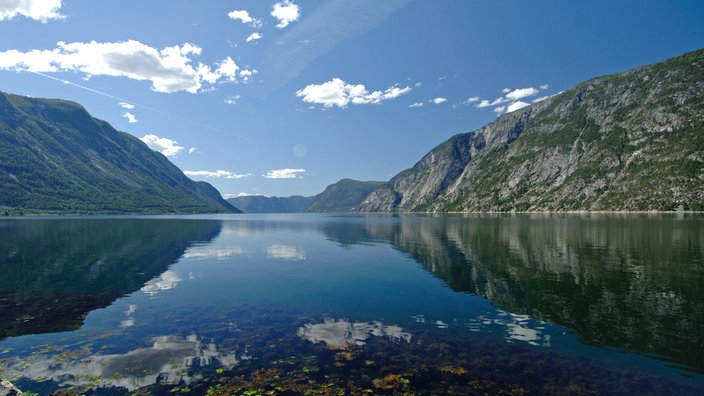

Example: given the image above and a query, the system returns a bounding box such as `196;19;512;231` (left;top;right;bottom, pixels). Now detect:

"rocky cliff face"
358;49;704;212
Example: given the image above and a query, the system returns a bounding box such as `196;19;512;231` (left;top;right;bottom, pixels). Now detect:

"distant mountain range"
228;179;385;213
0;92;238;215
1;48;702;214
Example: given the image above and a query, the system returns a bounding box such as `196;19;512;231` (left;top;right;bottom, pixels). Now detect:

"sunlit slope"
0;92;239;214
359;49;704;212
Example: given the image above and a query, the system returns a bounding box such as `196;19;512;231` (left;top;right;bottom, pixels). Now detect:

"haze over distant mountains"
1;49;702;214
0;92;238;215
228;179;385;213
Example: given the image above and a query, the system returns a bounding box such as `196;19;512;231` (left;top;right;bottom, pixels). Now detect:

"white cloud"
123;112;138;123
0;40;256;93
475;99;491;108
215;56;239;81
476;97;508;108
263;168;306;179
188;147;198;154
506;101;530;113
239;68;257;82
227;10;262;28
184;170;252;179
271;0;300;28
296;78;411;108
225;192;259;198
431;97;447;105
0;0;63;22
504;87;540;101
408;102;423;108
118;102;134;109
140;134;184;157
224;95;241;105
246;32;263;42
472;85;549;115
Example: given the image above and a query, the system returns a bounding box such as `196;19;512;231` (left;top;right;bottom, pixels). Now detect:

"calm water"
0;213;703;395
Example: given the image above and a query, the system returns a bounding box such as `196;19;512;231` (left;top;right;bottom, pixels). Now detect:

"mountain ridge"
0;91;239;215
357;48;704;212
228;178;385;213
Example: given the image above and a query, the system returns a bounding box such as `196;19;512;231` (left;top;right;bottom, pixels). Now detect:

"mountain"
359;49;704;212
228;179;385;213
227;194;313;213
0;91;239;214
306;178;386;212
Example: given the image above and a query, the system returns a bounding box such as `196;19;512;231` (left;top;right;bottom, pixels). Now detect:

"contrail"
28;70;233;135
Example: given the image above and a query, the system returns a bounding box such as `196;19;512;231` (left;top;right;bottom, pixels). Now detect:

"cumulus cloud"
504;87;540;101
246;32;263;42
431;97;447;105
184;170;252;179
506;101;530;113
271;0;300;28
227;10;262;28
476;97;508;108
0;40;256;93
296;78;411;108
408;102;423;108
140;134;184;157
118;102;134;109
469;85;549;115
263;168;306;179
123;112;138;123
0;0;63;22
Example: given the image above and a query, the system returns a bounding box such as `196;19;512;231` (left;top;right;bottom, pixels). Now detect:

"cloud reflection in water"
298;318;412;348
141;271;182;295
266;244;306;260
0;334;247;391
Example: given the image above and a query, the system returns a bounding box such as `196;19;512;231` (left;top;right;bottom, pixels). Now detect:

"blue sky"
1;1;702;198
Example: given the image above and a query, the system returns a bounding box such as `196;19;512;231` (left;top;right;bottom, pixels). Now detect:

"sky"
0;1;703;198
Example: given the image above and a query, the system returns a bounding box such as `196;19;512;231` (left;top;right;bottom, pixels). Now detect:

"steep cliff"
358;49;704;212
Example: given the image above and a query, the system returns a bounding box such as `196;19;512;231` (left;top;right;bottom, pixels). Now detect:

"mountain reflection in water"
0;218;222;339
319;214;704;372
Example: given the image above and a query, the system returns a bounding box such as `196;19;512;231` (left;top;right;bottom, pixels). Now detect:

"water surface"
0;214;702;394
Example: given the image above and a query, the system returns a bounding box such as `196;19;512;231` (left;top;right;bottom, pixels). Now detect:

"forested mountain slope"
0;91;238;214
